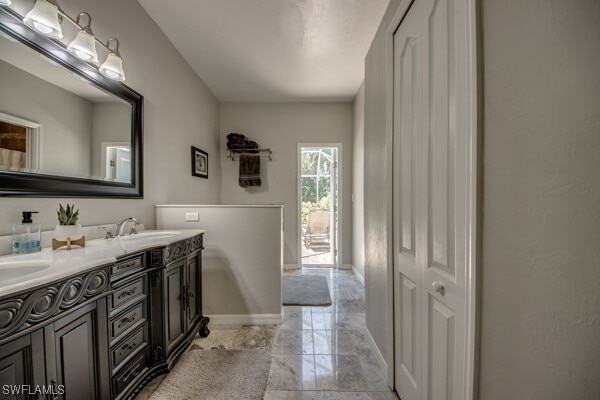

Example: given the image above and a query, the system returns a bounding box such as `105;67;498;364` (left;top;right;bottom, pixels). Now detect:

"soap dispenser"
12;211;42;254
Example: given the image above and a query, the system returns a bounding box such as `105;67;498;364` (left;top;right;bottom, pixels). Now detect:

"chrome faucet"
116;217;141;237
98;226;115;239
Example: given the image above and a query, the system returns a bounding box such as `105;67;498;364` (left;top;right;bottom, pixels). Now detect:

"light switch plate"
185;212;199;222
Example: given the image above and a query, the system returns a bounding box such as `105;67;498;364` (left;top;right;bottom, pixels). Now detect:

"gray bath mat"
283;275;332;306
148;349;271;400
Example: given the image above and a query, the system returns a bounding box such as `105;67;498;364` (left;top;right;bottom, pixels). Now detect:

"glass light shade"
0;0;12;6
67;30;98;63
23;0;63;38
99;52;125;81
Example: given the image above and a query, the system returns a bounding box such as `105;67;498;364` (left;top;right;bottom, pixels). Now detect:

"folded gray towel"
239;155;261;187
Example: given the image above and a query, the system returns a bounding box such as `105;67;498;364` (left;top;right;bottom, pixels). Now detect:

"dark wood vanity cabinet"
148;234;209;372
0;233;207;400
0;267;110;400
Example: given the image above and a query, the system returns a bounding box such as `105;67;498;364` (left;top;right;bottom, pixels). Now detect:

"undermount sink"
0;260;52;280
119;231;181;241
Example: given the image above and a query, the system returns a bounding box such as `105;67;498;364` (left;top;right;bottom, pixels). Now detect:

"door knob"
432;281;445;295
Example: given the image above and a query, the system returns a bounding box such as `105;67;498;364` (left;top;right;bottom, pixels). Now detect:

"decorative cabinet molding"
164;235;203;264
0;232;206;400
0;268;109;340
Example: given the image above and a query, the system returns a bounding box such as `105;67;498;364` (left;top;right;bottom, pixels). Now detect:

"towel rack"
226;148;273;161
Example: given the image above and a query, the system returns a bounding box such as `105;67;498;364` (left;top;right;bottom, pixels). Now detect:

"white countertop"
0;229;206;298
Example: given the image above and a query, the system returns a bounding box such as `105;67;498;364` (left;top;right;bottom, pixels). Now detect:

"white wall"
363;0;400;364
352;83;365;279
364;0;600;397
0;60;93;178
0;0;221;238
219;102;353;266
91;103;131;179
156;205;283;321
479;0;600;398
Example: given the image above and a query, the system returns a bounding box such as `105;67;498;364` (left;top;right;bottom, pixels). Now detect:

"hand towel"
239;154;261;187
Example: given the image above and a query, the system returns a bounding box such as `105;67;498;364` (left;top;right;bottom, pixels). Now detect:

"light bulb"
32;21;53;34
104;69;119;79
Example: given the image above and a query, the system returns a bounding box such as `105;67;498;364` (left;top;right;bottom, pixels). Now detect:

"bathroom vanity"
0;230;208;400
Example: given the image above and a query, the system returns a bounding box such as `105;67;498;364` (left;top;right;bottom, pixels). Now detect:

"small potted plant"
54;203;82;241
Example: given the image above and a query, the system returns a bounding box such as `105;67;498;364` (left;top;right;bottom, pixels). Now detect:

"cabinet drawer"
110;275;146;314
112;255;144;280
110;300;146;343
111;324;147;372
112;351;148;399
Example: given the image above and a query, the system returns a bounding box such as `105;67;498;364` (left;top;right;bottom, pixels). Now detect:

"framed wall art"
191;146;208;179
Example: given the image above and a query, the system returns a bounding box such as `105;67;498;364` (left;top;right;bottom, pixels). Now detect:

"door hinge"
334;161;338;169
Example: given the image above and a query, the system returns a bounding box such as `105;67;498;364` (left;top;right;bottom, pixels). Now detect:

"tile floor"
301;243;334;266
137;267;398;400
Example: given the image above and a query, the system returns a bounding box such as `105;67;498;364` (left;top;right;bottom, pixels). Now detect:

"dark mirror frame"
0;7;143;198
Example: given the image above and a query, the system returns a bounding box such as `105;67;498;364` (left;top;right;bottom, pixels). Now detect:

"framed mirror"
0;6;143;197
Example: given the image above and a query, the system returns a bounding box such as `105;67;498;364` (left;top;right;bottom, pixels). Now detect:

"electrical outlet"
185;212;199;222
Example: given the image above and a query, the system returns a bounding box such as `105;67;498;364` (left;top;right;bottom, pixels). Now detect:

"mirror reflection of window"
0;115;41;173
0;121;26;171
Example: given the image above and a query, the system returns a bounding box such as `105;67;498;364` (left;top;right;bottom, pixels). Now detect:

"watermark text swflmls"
2;384;65;396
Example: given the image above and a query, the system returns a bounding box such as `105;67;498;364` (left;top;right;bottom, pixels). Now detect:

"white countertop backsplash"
0;229;205;298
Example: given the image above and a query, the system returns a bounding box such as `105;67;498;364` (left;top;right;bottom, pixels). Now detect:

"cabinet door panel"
47;302;107;400
0;332;45;399
165;261;185;353
186;253;201;328
54;312;97;400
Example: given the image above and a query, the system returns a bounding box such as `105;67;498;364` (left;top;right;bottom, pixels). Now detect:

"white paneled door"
393;0;476;399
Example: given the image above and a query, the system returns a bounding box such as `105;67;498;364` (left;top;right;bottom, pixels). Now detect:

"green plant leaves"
57;203;79;225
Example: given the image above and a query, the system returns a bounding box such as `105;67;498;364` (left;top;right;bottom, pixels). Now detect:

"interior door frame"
384;0;479;397
297;143;343;270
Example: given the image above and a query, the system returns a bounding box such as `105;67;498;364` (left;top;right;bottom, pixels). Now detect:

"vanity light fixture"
67;13;98;63
23;0;63;38
99;38;125;81
22;0;126;81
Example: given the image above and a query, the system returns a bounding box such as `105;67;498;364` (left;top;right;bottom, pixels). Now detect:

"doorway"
390;0;478;398
101;142;131;183
298;144;341;269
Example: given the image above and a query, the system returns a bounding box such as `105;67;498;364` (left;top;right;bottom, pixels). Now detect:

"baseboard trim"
341;263;353;270
352;266;365;285
207;314;283;326
365;327;388;379
284;264;300;271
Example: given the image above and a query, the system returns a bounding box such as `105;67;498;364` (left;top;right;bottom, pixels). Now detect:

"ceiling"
138;0;389;102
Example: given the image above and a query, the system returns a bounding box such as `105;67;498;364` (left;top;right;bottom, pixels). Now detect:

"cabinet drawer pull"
118;287;138;299
116;260;139;271
119;340;138;355
118;313;138;328
123;366;141;383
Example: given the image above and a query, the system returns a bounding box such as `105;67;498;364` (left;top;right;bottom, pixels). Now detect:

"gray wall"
220;102;354;266
363;0;400;364
91;103;131;179
479;0;600;398
157;205;283;318
364;0;600;397
0;60;93;178
0;0;221;236
352;83;366;279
